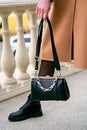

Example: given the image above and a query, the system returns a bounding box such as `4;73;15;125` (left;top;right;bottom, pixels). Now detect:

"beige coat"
40;0;87;69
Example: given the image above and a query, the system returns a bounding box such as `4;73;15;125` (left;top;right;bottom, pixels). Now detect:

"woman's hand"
36;0;51;19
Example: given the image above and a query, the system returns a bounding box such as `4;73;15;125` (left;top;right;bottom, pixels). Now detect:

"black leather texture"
31;77;70;101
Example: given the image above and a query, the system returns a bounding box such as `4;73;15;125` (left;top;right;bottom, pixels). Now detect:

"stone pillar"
28;11;38;78
1;13;17;85
15;11;29;80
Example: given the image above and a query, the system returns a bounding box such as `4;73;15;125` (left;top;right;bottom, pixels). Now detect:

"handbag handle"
35;18;61;73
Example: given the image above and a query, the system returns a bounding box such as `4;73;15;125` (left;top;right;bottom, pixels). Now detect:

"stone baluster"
28;11;38;78
15;11;29;80
1;13;17;86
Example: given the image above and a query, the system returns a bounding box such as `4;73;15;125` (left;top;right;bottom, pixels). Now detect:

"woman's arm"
36;0;51;19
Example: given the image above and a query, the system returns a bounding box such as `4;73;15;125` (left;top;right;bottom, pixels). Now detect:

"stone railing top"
0;0;38;6
0;0;38;13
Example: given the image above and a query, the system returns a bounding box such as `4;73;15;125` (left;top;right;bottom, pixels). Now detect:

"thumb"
43;11;48;19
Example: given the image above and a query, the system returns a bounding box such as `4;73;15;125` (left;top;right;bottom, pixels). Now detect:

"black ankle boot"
8;94;43;122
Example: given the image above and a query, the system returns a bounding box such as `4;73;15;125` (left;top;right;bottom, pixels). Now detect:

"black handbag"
31;18;70;101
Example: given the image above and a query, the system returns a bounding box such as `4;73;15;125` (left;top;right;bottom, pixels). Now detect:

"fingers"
43;10;48;19
36;0;51;20
36;7;44;18
36;7;49;20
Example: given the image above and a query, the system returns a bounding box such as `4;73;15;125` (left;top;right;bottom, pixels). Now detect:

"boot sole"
8;111;43;122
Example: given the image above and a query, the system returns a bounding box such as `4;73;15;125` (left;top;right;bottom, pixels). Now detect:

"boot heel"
33;111;43;117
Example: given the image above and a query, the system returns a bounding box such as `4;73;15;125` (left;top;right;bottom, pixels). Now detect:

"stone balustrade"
0;0;38;101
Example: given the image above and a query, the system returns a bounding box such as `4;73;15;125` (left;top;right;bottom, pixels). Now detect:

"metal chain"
37;77;58;92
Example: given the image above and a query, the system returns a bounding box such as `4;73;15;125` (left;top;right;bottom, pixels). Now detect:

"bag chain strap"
36;77;58;92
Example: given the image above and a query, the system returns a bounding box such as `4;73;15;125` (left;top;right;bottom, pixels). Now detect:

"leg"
39;60;55;76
